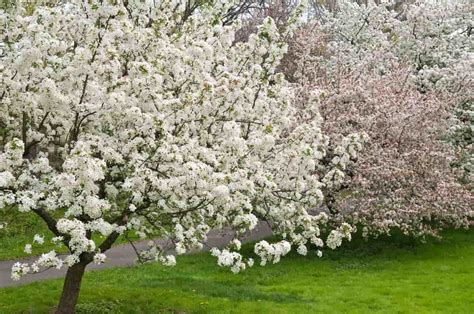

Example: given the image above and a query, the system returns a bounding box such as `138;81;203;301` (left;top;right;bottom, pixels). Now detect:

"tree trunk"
55;262;88;314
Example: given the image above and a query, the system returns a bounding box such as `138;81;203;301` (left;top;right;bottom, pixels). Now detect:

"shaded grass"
0;228;473;313
0;210;141;261
0;211;59;260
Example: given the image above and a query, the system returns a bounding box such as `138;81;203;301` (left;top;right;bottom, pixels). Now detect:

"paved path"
0;223;272;288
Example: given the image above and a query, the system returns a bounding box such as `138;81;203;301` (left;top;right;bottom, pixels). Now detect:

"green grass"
0;228;473;313
0;211;59;260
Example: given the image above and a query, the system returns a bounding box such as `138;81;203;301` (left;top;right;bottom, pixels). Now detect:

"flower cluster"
211;247;252;274
326;223;353;250
11;262;30;281
254;240;291;266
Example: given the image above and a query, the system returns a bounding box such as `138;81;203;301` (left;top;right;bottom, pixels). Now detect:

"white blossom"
33;234;45;245
93;253;107;264
297;244;308;256
159;255;176;267
24;244;32;254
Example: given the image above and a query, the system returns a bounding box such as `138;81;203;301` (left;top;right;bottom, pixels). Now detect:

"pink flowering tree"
0;1;362;312
283;0;473;237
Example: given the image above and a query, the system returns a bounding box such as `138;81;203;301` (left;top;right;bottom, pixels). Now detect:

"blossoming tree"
0;1;361;312
282;0;473;237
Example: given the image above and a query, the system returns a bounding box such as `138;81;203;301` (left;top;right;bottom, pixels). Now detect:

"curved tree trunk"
55;262;88;314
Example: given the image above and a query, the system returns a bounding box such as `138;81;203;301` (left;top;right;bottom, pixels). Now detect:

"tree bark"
55;262;88;314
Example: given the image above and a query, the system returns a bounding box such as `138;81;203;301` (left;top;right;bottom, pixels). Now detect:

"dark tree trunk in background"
55;262;88;314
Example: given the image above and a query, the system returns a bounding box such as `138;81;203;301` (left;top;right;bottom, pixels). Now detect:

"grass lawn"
0;228;473;313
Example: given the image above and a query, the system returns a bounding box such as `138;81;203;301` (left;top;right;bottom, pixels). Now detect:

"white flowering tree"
0;1;361;312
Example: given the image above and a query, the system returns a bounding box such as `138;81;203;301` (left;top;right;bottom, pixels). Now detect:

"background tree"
283;0;473;237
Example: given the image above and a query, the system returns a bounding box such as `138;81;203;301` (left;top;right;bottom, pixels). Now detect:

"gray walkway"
0;223;272;288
